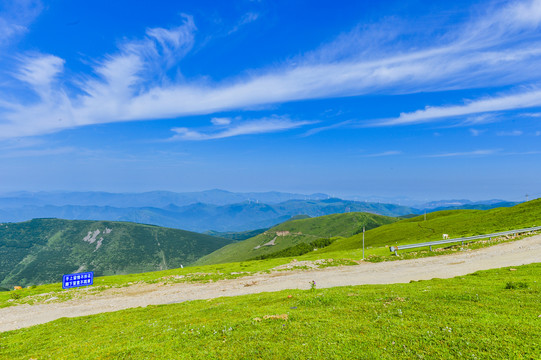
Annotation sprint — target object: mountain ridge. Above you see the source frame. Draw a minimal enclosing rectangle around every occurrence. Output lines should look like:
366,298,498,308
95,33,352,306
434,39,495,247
0,199,415,232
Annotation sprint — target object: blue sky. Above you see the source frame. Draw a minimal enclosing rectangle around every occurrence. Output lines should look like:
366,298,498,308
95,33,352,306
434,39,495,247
0,0,540,201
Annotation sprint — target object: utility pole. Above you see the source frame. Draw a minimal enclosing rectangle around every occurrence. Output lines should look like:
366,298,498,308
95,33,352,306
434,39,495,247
424,211,427,221
362,226,365,260
526,194,529,202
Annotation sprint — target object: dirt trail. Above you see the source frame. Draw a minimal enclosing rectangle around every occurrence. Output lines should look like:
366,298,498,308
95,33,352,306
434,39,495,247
2,235,541,332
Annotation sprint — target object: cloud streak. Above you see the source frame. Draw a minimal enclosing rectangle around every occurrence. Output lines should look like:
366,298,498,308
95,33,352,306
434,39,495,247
169,116,316,141
0,0,42,45
363,151,402,157
497,130,523,136
228,12,259,35
370,88,541,126
425,149,499,157
424,149,541,158
15,54,65,99
0,146,75,158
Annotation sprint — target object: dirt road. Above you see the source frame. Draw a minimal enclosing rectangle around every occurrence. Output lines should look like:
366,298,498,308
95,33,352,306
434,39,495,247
2,235,540,332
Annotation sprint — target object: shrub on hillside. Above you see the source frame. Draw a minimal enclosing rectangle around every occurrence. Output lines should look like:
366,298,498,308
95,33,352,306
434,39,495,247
252,237,336,260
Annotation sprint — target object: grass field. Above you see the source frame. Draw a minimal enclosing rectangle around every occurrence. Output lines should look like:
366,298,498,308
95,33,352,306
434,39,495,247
321,198,541,253
1,263,539,359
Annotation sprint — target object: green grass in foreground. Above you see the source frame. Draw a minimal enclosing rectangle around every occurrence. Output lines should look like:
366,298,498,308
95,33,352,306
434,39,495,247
1,263,540,359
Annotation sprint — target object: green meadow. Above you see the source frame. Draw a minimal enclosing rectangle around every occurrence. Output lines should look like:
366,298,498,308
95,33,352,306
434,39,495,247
1,263,540,359
195,212,397,265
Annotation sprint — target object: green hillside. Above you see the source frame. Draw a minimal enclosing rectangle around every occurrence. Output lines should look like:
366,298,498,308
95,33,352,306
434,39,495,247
321,198,541,253
203,228,268,241
195,212,397,265
0,218,232,288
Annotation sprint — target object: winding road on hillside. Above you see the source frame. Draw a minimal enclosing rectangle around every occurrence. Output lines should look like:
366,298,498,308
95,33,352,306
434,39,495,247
2,234,541,332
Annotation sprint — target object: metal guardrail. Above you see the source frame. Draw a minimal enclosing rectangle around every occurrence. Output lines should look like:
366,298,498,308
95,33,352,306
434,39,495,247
389,225,541,255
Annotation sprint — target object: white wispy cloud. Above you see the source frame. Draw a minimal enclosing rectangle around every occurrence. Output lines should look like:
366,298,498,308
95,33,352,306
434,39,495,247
14,53,65,98
228,12,260,35
0,0,42,45
302,120,353,137
460,113,500,125
0,15,198,138
0,146,75,158
497,130,523,136
425,149,499,157
371,88,541,126
1,1,541,138
145,14,196,66
521,112,541,117
469,129,484,136
0,17,25,43
169,116,315,141
505,150,541,155
363,151,402,157
211,117,233,125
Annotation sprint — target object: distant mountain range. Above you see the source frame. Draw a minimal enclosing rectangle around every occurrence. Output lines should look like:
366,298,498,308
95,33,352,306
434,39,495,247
0,218,233,288
420,199,518,210
0,189,329,208
0,190,519,232
0,198,415,232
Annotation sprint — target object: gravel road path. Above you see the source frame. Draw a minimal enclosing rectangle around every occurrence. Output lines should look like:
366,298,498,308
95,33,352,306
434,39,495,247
2,235,540,332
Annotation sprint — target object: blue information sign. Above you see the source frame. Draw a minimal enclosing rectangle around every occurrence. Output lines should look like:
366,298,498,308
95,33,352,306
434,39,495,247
62,271,94,289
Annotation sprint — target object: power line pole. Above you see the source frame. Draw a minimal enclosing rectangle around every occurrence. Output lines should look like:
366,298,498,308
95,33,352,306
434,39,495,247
362,226,365,260
526,194,529,202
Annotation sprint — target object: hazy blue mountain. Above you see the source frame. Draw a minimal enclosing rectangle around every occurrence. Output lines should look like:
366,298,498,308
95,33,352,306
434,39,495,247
0,199,416,232
426,201,519,212
0,190,330,208
419,199,511,209
0,190,518,232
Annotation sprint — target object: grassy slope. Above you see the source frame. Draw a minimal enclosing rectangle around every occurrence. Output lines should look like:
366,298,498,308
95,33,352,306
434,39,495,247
321,198,541,253
203,228,268,241
195,212,397,265
0,218,232,287
273,198,416,217
1,263,539,359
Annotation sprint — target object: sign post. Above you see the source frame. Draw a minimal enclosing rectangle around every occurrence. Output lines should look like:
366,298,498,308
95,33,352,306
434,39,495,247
62,271,94,289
